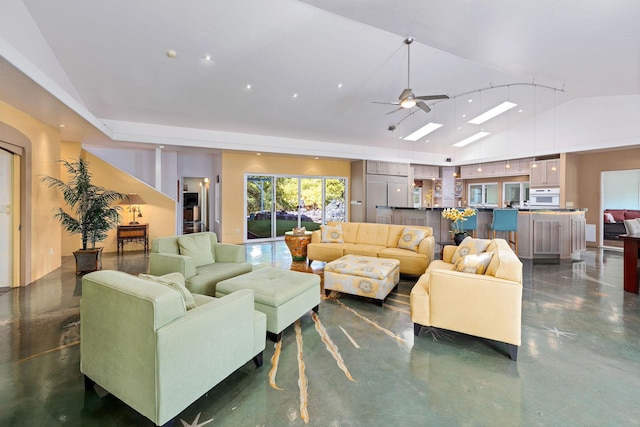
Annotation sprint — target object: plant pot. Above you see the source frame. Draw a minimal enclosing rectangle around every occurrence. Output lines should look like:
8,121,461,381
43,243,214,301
453,232,468,246
73,247,103,275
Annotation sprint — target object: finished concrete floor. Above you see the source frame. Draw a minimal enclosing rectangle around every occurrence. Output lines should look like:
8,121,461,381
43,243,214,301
1,243,639,426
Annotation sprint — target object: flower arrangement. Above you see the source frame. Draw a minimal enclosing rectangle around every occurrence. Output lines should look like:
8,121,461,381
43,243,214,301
441,207,477,234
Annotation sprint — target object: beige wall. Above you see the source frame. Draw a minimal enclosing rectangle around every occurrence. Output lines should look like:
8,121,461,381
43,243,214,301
575,147,640,246
0,99,62,284
220,152,351,244
59,143,176,256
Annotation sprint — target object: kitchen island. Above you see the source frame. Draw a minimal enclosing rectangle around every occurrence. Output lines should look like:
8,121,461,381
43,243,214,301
376,206,586,260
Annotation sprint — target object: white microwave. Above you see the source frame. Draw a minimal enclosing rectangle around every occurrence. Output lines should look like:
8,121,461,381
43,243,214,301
530,188,560,207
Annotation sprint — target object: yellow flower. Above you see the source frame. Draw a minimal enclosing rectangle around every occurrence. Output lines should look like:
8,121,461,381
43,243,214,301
442,208,477,233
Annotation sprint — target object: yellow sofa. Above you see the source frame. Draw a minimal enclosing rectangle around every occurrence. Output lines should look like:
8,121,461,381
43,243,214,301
410,238,523,360
307,222,435,275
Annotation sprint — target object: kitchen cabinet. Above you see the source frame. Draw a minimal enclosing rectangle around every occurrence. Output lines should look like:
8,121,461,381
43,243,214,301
460,164,482,178
411,164,439,179
367,160,409,176
530,159,560,187
482,161,506,177
461,158,533,178
517,211,586,259
504,158,533,176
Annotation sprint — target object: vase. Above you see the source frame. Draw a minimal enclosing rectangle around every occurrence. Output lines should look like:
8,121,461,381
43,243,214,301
453,232,468,246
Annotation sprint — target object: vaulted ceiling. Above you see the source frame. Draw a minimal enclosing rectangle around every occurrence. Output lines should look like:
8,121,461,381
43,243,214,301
1,0,638,164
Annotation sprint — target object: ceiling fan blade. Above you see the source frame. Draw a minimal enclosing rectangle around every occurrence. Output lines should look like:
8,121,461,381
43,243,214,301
416,101,431,113
372,101,401,106
415,94,450,101
398,88,412,101
386,107,404,115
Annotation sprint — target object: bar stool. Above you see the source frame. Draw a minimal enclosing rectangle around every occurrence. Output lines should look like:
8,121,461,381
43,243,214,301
458,207,478,237
489,209,518,254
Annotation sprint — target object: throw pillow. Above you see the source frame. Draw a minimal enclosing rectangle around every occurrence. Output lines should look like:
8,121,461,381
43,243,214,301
321,224,344,243
178,234,214,267
451,237,492,264
624,219,640,235
397,227,427,252
138,272,197,310
604,212,616,223
453,252,494,275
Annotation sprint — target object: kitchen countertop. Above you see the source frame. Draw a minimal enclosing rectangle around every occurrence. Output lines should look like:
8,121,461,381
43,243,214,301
377,206,587,212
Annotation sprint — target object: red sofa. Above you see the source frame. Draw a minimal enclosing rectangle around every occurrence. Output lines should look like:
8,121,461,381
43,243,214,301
603,209,640,239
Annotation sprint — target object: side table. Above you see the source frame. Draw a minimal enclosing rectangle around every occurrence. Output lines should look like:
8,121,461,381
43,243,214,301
284,231,313,261
117,224,149,254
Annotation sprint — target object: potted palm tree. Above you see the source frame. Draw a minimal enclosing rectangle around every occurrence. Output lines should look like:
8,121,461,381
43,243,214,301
42,157,126,274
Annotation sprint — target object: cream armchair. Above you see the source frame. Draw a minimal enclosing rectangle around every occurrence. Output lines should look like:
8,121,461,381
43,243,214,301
410,238,523,360
81,270,266,426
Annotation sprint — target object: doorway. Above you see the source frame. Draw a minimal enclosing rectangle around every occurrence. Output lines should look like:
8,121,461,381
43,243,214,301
601,169,640,248
182,177,210,234
0,148,14,287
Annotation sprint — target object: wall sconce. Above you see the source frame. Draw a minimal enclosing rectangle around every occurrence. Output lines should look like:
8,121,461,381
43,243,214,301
122,193,145,224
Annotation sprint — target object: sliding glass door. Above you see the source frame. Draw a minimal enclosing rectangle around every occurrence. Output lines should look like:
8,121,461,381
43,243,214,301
246,176,274,239
246,174,347,241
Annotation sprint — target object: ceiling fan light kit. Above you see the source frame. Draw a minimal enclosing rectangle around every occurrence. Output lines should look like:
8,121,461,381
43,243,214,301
373,37,449,118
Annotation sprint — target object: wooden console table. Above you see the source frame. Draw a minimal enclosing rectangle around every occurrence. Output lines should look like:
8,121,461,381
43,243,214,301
618,233,640,293
117,224,149,254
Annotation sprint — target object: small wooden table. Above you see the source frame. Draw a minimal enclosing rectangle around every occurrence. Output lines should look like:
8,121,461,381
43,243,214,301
618,233,640,293
284,231,313,261
117,224,149,254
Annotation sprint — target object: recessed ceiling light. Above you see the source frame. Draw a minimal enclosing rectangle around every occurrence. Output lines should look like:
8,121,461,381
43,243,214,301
457,126,462,130
468,101,517,124
203,54,212,61
166,50,177,58
518,109,524,113
293,93,298,98
159,145,165,149
461,114,466,118
403,122,443,141
257,153,261,156
314,157,319,160
452,131,491,147
246,84,252,89
337,83,343,88
58,124,66,128
467,99,473,103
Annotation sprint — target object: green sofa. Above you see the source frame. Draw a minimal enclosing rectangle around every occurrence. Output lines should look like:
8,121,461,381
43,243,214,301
149,232,253,295
80,270,266,426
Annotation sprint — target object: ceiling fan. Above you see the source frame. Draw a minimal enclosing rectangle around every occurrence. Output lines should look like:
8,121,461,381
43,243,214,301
373,37,449,114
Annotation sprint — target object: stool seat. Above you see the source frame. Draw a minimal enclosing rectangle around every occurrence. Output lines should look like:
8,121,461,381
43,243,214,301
489,209,519,254
458,207,478,237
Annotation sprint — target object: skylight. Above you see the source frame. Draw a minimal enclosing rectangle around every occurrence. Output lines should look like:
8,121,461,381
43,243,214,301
403,123,443,141
468,101,517,124
452,131,491,147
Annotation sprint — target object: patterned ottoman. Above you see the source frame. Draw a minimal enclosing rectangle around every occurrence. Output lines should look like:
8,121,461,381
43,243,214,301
324,255,400,305
216,267,321,342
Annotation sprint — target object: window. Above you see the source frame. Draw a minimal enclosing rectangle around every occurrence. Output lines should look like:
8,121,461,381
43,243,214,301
245,174,347,241
468,183,498,207
503,182,530,207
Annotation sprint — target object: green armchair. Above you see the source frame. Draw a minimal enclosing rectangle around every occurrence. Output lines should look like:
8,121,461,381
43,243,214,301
149,232,253,296
80,270,266,426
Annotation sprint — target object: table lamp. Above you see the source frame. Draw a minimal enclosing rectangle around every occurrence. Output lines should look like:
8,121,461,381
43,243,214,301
123,193,145,224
